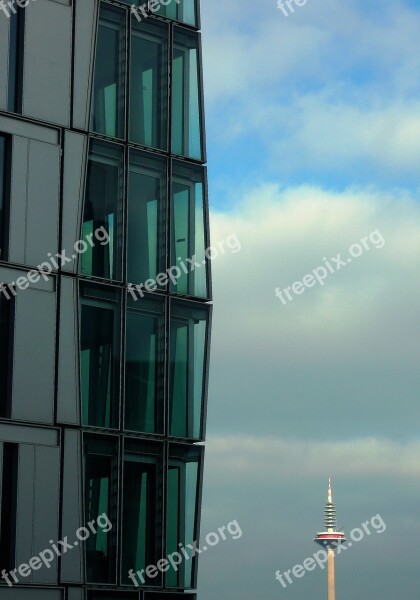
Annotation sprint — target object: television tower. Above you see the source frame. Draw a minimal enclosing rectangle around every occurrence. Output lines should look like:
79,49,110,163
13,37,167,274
314,478,346,600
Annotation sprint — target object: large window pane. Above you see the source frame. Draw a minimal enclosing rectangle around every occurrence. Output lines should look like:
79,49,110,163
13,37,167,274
80,284,121,429
130,20,168,150
171,162,209,298
84,436,118,584
81,140,124,280
169,301,210,439
125,296,165,434
0,135,10,261
172,30,203,160
127,151,166,285
121,440,163,585
166,444,202,589
91,6,126,138
0,295,13,418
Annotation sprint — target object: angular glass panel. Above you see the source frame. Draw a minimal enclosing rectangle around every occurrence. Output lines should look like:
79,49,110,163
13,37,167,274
130,20,168,150
156,0,197,26
0,295,13,418
81,140,124,281
125,296,165,434
172,30,203,160
91,6,126,138
80,284,121,429
84,436,118,584
127,151,166,286
121,440,163,585
171,161,208,298
0,135,10,261
169,301,210,439
166,444,202,588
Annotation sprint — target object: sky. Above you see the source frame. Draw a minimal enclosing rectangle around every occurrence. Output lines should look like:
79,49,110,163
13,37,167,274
197,1,420,598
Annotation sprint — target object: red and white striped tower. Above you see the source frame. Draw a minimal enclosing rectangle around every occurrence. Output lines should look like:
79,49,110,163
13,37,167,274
314,478,346,600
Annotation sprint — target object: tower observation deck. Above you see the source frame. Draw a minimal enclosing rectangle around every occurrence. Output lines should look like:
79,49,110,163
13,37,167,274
314,478,346,600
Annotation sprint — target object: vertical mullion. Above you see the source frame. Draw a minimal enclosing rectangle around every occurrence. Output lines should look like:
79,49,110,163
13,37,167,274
187,320,195,437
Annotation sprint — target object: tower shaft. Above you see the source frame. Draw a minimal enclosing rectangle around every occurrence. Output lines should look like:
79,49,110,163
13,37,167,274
327,548,335,600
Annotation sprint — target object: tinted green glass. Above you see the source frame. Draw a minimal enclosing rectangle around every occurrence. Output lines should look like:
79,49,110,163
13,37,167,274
80,284,121,429
81,141,123,280
166,445,201,588
169,302,209,439
125,297,164,433
160,0,197,26
130,21,167,150
84,436,118,584
127,151,166,285
171,162,208,297
172,30,203,160
122,442,162,585
91,6,125,138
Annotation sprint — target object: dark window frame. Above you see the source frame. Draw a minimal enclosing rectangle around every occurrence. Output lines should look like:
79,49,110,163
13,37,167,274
0,134,12,262
0,293,15,419
0,442,18,572
7,5,25,114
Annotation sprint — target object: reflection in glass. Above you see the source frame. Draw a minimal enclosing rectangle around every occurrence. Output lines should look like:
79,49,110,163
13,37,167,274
91,6,125,138
122,441,162,585
127,151,166,285
170,301,209,439
84,436,118,584
81,141,123,280
172,30,203,160
130,21,167,150
125,297,164,433
160,0,197,27
167,444,201,588
171,162,208,297
80,284,121,429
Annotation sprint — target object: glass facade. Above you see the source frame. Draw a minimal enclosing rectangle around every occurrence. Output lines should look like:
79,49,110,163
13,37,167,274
81,141,124,280
80,284,121,429
0,0,209,597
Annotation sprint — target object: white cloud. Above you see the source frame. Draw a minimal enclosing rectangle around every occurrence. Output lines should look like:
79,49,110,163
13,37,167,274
201,0,420,179
207,183,420,439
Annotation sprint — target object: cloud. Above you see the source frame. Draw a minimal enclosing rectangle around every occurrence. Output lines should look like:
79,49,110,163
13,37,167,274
207,183,420,439
201,0,420,185
205,435,420,481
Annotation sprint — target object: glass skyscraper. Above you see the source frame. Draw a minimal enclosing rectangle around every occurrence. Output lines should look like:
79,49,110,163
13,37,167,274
0,1,211,598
